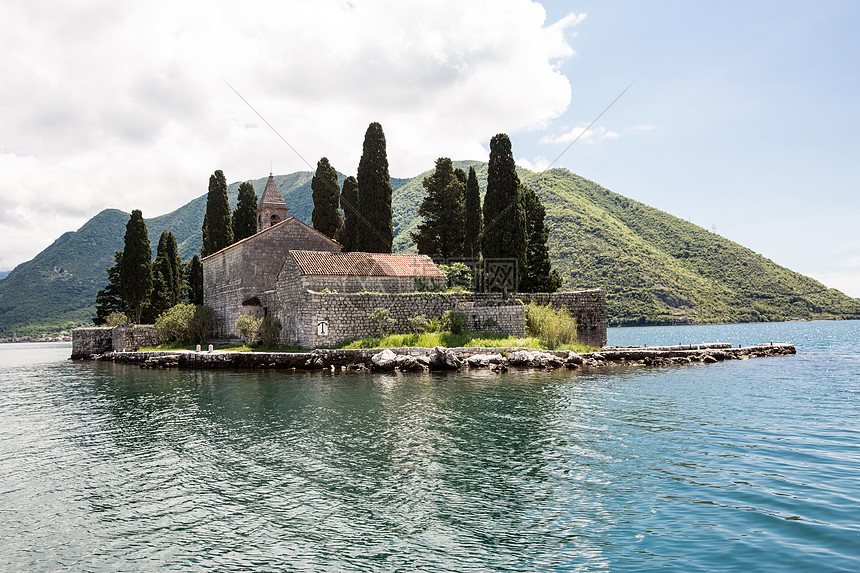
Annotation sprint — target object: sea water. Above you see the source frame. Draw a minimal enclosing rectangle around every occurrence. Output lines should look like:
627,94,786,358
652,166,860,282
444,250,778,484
1,321,858,571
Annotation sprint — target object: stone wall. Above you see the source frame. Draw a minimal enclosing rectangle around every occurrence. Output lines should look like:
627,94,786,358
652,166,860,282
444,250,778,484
71,327,113,358
298,292,526,348
203,217,339,339
517,289,607,347
112,326,163,352
72,325,162,358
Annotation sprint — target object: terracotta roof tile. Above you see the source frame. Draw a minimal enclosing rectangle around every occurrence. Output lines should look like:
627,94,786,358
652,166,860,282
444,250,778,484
290,251,444,278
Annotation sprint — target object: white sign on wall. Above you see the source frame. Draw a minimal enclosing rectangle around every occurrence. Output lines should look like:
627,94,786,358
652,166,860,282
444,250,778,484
317,320,329,336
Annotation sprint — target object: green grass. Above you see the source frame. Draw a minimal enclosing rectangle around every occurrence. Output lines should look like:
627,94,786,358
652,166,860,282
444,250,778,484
335,331,595,352
524,302,578,350
141,342,304,353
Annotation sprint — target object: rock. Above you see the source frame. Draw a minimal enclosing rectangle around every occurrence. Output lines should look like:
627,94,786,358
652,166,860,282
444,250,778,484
465,353,506,368
531,351,563,368
466,354,488,367
371,349,398,371
490,362,508,373
565,352,583,365
396,354,425,372
428,346,462,370
702,354,719,364
508,350,532,367
304,355,326,369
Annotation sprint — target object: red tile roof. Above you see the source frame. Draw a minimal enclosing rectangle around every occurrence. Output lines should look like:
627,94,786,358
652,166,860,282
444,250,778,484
290,251,444,278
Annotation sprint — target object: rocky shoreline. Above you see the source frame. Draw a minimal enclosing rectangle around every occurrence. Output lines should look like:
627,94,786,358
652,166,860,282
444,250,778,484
76,342,796,372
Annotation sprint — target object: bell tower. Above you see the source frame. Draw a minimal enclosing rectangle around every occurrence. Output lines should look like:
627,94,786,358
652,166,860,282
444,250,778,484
256,173,290,232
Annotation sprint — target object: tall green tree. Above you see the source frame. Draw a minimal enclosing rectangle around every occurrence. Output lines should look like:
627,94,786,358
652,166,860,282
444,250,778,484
483,133,526,289
119,209,153,323
232,181,258,242
338,175,359,251
202,169,233,256
147,230,183,321
412,157,466,258
311,157,343,240
93,251,125,325
519,185,562,293
188,255,204,305
356,122,393,253
464,165,482,259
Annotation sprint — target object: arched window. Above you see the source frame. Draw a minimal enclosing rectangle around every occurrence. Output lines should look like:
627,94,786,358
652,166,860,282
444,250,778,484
270,214,280,226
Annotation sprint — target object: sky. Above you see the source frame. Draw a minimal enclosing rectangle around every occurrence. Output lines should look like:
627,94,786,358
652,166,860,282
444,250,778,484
1,0,858,297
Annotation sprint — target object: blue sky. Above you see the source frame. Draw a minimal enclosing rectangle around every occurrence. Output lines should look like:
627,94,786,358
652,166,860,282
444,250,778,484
518,0,860,296
1,0,858,297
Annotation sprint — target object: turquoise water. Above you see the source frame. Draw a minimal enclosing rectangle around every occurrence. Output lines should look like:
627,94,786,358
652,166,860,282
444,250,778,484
1,321,859,571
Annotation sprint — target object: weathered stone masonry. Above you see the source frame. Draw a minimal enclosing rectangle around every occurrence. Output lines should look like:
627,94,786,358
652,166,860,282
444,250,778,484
278,288,607,349
72,325,162,358
203,217,340,338
517,289,607,347
300,292,526,348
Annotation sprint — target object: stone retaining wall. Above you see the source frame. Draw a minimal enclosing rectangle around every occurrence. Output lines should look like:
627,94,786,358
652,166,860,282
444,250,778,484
72,325,162,358
300,292,526,348
71,327,113,359
517,289,607,347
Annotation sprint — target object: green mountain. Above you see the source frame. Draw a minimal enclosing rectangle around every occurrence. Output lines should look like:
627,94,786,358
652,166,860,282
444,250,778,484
1,165,858,336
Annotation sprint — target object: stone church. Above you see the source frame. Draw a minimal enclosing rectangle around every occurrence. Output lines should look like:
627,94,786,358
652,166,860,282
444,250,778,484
202,174,446,345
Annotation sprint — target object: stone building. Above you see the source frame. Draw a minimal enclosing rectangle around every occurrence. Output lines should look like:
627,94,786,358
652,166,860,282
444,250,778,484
203,175,448,344
203,173,608,348
202,174,341,338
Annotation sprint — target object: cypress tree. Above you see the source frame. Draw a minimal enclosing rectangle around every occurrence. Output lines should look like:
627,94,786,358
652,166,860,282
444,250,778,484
483,134,526,290
454,167,467,187
93,251,125,325
202,169,233,256
147,232,174,321
164,231,182,304
188,255,203,305
338,175,359,251
119,209,153,323
232,181,258,242
464,165,483,260
520,186,562,292
356,122,393,253
147,230,183,321
412,157,466,258
311,157,343,240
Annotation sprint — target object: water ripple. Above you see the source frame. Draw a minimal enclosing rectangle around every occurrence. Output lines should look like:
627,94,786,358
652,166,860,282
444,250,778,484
2,328,860,571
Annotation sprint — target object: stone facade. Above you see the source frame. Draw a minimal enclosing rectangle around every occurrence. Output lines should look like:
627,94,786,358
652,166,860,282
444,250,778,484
299,292,525,348
202,217,340,338
72,325,162,358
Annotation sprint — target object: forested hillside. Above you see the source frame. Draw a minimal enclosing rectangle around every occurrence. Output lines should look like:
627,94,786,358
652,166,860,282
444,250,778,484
2,164,858,336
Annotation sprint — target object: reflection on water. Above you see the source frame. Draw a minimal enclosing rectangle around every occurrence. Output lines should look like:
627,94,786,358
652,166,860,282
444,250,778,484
1,323,860,571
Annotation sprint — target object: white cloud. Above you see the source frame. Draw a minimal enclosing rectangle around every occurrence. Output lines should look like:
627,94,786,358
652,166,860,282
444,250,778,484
0,0,585,270
540,125,619,145
516,156,551,172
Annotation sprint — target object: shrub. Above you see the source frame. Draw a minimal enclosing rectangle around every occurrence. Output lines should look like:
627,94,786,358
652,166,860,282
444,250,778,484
235,313,262,345
426,316,441,333
413,277,444,292
258,315,282,348
407,314,430,334
105,312,130,327
524,302,577,350
155,303,216,344
369,307,396,337
438,262,473,290
442,309,468,335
